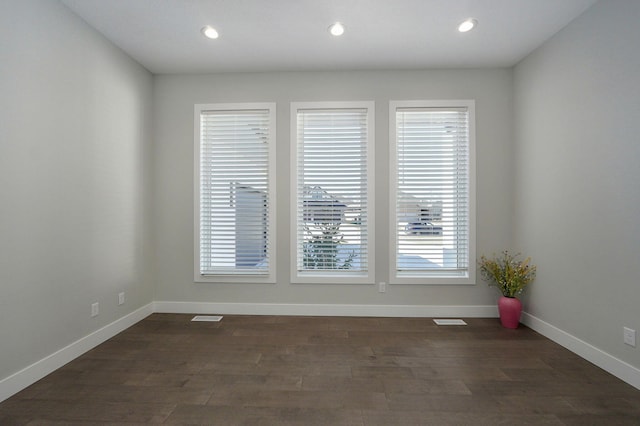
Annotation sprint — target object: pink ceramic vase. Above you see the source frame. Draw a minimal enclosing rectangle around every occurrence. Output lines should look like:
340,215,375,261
498,296,522,329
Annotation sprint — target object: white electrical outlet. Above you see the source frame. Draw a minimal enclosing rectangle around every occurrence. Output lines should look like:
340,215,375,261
91,302,99,317
379,282,386,293
118,292,125,305
623,327,636,347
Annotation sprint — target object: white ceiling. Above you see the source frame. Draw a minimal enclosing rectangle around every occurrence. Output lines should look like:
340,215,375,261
61,0,598,74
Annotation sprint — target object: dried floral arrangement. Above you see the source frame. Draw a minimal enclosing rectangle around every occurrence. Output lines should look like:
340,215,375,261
479,251,537,298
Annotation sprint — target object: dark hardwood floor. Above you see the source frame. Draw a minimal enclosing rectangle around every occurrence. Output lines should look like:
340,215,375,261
1,314,639,425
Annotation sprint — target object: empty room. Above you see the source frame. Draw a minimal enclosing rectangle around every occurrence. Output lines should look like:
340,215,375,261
1,0,639,424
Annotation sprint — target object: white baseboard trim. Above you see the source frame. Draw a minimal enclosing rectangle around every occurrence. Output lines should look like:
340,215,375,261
0,303,154,403
521,312,640,390
153,301,499,318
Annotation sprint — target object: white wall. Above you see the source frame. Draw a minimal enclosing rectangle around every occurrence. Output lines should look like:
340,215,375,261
0,0,154,382
514,0,640,369
153,69,513,309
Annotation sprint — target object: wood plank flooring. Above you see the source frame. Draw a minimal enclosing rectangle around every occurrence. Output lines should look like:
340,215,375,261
1,314,639,425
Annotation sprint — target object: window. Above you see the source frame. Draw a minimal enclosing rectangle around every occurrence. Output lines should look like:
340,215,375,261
291,102,375,283
195,103,276,282
390,100,475,284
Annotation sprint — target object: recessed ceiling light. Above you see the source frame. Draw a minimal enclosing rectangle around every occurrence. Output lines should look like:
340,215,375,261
328,22,345,37
458,18,477,33
201,25,219,39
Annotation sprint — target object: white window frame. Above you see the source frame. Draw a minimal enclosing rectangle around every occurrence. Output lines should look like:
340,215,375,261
194,103,277,283
290,101,375,284
389,100,476,285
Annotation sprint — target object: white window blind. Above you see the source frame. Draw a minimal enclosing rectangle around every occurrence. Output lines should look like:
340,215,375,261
196,104,275,281
391,101,474,282
292,103,374,282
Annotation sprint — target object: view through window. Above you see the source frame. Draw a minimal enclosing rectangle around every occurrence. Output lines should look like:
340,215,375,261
195,103,276,282
291,102,374,283
391,100,475,283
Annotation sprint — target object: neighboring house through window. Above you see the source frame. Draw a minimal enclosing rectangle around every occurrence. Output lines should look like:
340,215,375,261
194,103,276,283
390,100,475,284
291,102,375,284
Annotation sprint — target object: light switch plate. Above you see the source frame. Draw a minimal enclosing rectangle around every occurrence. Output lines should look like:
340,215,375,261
91,302,99,317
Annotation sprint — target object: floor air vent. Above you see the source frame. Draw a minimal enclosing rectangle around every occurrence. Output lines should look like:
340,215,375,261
191,315,223,322
433,319,467,326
